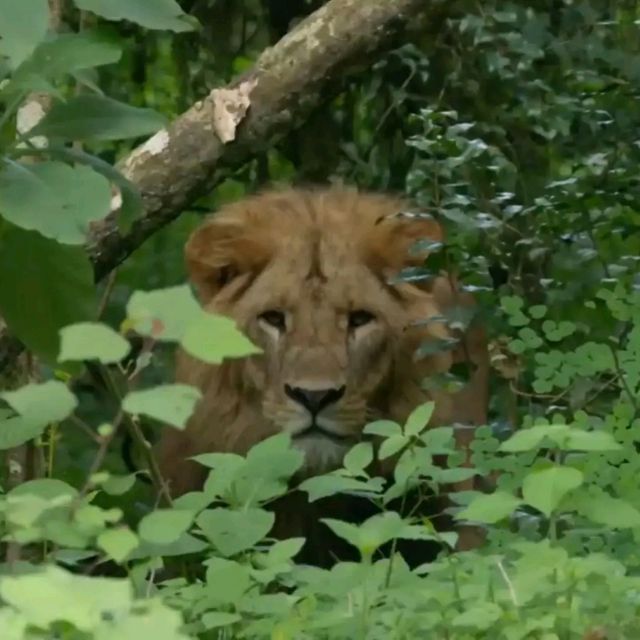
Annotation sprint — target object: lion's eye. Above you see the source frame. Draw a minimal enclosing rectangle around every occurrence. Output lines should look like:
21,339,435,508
348,309,376,329
259,310,286,331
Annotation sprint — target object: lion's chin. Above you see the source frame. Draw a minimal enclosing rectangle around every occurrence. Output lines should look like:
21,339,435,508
292,433,352,476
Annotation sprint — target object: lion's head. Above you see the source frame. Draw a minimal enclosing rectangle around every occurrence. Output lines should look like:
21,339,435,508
157,187,488,495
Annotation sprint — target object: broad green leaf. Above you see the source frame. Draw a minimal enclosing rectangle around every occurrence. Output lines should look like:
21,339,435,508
192,451,245,469
343,442,373,475
404,402,435,436
2,380,77,424
320,519,362,553
94,598,188,640
197,508,274,556
9,478,77,500
322,512,407,557
379,434,408,460
578,491,640,529
452,602,502,630
499,424,570,452
122,384,201,429
522,466,583,517
59,322,130,364
126,285,201,341
264,538,306,566
0,414,50,449
0,161,111,244
202,612,242,629
129,532,207,559
181,312,260,363
7,32,121,93
46,143,143,233
138,509,196,545
433,467,477,484
564,429,622,452
226,434,304,505
456,491,522,524
300,475,384,502
363,419,402,437
0,608,26,639
73,0,197,32
98,527,139,562
0,227,95,363
0,0,48,68
0,565,131,631
29,95,167,141
101,473,137,496
420,426,455,453
204,558,251,605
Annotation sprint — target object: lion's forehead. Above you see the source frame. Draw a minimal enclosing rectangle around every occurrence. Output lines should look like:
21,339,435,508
260,256,386,311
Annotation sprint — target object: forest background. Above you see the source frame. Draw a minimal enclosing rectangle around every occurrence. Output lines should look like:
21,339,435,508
1,0,640,638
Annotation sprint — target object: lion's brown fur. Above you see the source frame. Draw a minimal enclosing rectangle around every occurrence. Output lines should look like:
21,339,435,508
155,186,489,561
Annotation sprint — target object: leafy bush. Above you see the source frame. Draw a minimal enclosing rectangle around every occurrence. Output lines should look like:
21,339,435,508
3,0,640,638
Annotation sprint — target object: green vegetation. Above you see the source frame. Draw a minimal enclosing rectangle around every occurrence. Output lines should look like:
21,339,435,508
2,0,640,637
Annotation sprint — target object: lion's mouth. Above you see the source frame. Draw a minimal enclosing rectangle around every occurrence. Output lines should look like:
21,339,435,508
292,423,354,444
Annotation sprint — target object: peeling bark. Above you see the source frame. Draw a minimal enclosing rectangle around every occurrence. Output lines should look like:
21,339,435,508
0,0,427,370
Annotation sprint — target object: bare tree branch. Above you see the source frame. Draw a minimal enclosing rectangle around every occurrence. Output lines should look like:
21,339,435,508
0,0,427,368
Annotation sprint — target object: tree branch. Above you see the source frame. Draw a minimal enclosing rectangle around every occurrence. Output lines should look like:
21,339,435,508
0,0,427,367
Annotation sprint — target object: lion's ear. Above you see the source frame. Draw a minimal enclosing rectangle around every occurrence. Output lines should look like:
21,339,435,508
185,217,272,302
363,211,444,278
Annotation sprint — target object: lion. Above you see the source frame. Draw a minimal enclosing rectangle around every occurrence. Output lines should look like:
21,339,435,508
155,186,489,563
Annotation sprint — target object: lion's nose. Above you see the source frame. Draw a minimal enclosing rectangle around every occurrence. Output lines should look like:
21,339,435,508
284,384,346,414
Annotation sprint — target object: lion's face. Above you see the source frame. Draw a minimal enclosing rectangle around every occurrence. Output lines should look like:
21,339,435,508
181,188,457,475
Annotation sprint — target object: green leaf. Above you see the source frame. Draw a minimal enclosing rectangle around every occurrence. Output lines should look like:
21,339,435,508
529,304,548,319
322,512,407,557
0,226,95,363
578,491,640,529
564,429,622,452
95,598,187,639
379,434,408,459
201,612,242,630
343,442,373,475
7,32,121,93
0,565,131,631
126,285,201,341
101,473,137,496
499,424,570,452
452,603,502,630
3,380,77,424
129,532,207,559
29,95,167,141
73,0,197,32
59,322,130,364
0,414,50,450
0,0,49,68
122,384,201,430
138,509,196,545
363,419,402,437
0,161,111,244
9,477,77,500
300,475,383,502
404,402,435,436
204,558,251,605
97,527,139,562
197,508,274,556
181,312,261,364
522,466,583,517
45,143,143,233
420,426,455,453
456,491,522,524
265,538,306,566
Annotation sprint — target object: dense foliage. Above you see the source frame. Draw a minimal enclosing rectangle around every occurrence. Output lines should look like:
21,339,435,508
2,0,640,638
